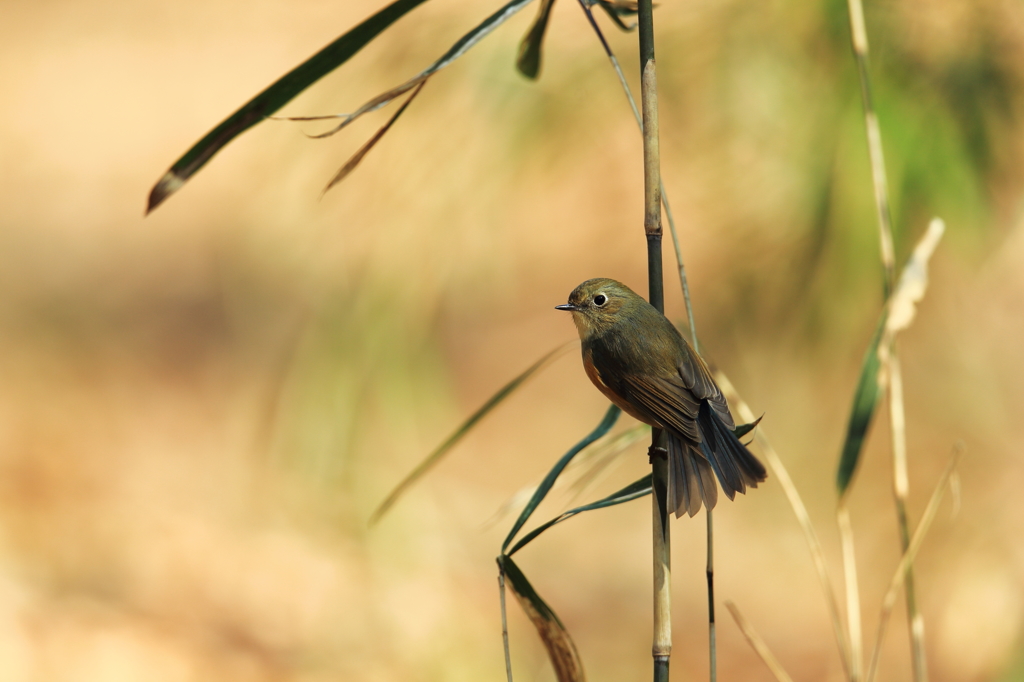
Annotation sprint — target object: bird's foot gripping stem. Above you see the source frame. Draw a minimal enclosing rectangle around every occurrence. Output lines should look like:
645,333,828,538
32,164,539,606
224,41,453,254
648,444,668,464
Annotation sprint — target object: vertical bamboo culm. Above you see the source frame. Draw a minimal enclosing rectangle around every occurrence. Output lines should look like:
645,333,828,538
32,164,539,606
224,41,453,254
636,2,670,681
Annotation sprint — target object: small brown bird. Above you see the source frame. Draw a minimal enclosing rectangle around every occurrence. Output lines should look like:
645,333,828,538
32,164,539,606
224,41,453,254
556,278,766,517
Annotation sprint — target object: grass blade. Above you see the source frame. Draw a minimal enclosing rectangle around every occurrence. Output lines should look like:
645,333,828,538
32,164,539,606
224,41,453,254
836,317,886,496
498,555,585,682
369,343,569,525
507,474,651,556
501,405,620,552
320,81,425,196
516,0,556,79
146,0,434,213
724,601,795,682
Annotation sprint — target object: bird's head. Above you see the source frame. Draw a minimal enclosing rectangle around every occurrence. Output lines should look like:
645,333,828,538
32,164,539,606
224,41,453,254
555,278,642,339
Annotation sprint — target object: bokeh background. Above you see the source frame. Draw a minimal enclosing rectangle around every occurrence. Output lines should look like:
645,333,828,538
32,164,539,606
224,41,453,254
1,0,1023,680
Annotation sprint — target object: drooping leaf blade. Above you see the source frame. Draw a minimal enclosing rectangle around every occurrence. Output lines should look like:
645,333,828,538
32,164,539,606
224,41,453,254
146,0,434,214
501,404,620,552
369,343,570,525
507,473,651,556
498,555,585,682
516,0,556,79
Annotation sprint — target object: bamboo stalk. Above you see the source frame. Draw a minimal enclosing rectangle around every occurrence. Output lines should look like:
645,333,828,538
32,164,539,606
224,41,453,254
843,0,927,675
636,2,670,680
652,438,672,682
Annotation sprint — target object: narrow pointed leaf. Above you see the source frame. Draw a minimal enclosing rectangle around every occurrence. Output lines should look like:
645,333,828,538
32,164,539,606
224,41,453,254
369,343,569,525
836,316,886,496
498,555,585,682
507,473,651,556
501,405,620,552
733,416,762,440
321,81,426,195
146,0,434,214
516,0,556,79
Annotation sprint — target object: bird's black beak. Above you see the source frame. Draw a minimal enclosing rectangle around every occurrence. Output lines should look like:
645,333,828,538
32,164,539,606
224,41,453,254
555,303,578,312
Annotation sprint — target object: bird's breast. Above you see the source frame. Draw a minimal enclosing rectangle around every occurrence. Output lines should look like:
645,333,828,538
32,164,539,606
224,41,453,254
582,346,657,427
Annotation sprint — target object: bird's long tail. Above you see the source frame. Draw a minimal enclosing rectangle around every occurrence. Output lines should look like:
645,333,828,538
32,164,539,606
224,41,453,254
667,401,767,518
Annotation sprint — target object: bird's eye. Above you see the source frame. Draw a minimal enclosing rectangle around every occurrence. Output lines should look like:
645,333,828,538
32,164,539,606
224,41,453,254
593,294,608,307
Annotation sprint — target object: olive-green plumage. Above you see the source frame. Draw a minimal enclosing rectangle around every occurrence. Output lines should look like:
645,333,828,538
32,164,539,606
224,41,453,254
556,278,766,517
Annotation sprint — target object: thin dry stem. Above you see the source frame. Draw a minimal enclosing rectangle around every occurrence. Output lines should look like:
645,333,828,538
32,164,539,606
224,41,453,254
725,601,795,682
499,570,514,682
838,503,863,682
715,371,853,679
887,353,927,680
866,446,963,682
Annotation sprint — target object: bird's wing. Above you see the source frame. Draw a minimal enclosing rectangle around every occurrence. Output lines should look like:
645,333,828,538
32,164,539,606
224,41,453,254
619,373,702,442
676,345,735,429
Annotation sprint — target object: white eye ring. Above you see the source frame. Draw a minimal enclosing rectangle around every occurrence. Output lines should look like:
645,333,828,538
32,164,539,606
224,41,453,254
593,293,608,307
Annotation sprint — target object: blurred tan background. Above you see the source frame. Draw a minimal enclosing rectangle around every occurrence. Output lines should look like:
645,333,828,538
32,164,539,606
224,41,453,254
1,0,1023,680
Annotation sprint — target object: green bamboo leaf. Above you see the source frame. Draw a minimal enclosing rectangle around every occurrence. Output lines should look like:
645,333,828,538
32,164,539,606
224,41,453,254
501,404,620,553
836,317,886,496
498,555,585,682
515,0,556,79
146,0,434,214
507,473,651,556
369,343,570,525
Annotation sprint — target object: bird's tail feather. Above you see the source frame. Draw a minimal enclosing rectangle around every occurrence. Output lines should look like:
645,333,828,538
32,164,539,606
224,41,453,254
667,402,767,517
668,436,717,518
697,401,767,499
